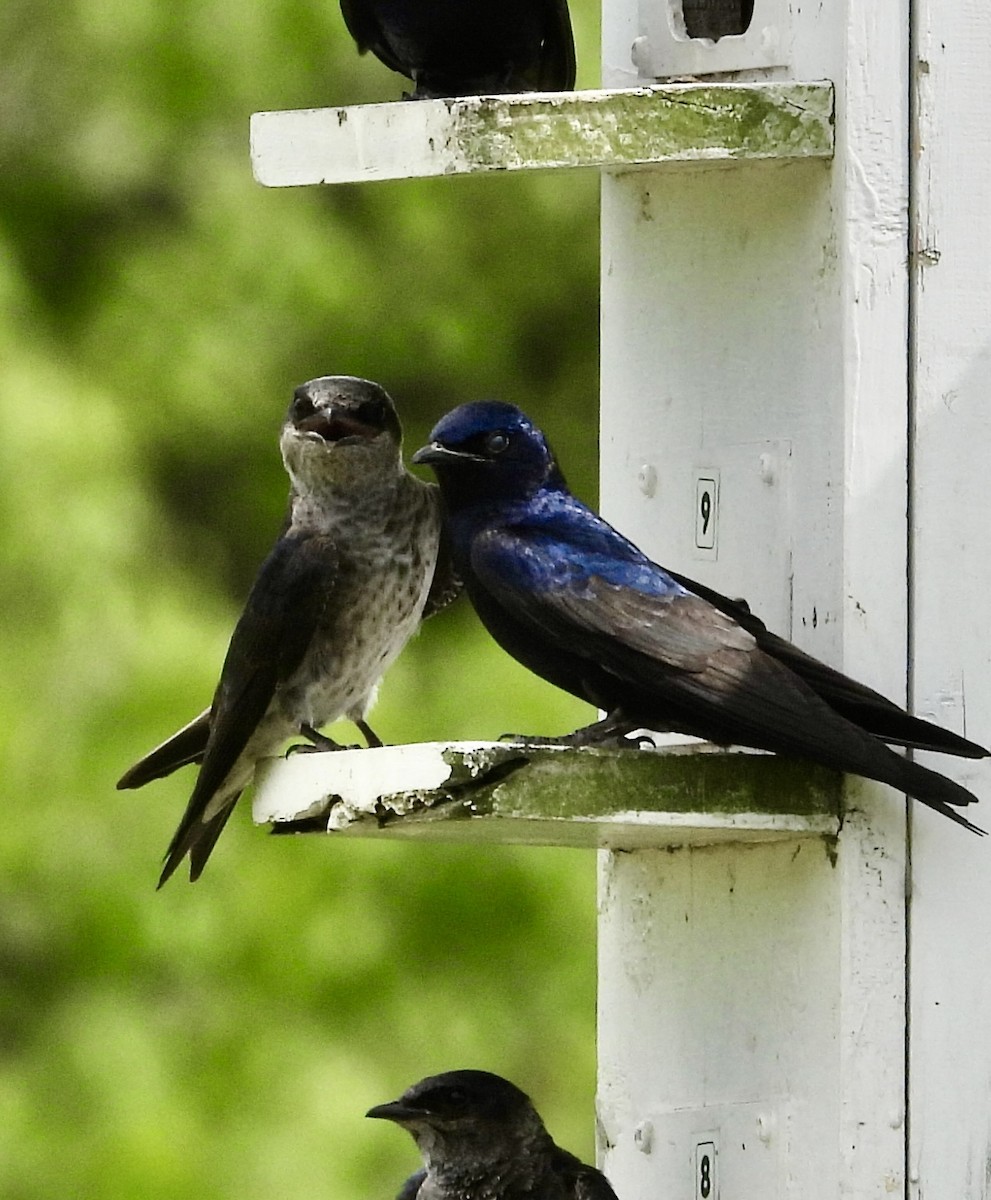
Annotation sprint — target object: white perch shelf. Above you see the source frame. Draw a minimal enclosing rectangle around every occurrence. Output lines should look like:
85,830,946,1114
250,82,834,187
252,741,841,849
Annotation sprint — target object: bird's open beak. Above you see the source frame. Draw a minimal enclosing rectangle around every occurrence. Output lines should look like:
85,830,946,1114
296,406,379,443
366,1100,421,1122
412,442,485,466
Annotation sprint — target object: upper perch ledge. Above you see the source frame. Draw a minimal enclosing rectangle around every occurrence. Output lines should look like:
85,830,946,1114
249,81,834,188
251,740,841,850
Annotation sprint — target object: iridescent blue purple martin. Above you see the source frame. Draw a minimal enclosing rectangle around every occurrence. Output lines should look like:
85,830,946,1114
414,400,987,833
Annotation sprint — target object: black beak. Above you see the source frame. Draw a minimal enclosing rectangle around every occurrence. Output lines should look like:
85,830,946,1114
412,442,485,466
366,1100,421,1122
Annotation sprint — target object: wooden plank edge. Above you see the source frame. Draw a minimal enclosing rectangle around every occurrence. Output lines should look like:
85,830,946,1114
250,81,835,187
251,740,842,848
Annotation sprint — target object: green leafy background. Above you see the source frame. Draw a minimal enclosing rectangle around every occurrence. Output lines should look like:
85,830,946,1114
0,1,603,1195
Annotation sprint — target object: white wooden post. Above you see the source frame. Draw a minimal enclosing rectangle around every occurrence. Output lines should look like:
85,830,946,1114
247,2,990,1195
599,2,989,1199
907,5,991,1195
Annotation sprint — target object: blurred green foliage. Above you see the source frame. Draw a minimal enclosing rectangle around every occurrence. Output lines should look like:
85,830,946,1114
0,0,604,1196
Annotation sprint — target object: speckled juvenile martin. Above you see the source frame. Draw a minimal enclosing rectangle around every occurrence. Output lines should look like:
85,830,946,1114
117,376,459,885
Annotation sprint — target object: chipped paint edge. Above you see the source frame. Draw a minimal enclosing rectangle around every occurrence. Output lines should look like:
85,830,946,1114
252,740,842,848
250,81,835,187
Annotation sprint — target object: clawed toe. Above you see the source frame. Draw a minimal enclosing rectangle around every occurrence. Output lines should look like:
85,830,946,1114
286,739,360,756
498,731,573,746
498,713,655,750
604,731,656,750
288,724,361,755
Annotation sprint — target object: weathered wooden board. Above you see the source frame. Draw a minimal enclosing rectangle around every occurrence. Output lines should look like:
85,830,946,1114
252,741,841,849
250,83,833,187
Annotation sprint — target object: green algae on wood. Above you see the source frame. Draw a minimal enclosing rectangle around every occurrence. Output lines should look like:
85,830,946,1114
452,83,835,172
252,741,842,849
250,82,834,188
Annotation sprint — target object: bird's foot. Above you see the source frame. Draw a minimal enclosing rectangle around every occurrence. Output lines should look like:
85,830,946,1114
499,732,565,745
500,716,656,750
354,718,384,749
605,731,657,750
404,75,433,101
499,732,655,750
287,724,360,755
287,741,359,756
287,744,360,756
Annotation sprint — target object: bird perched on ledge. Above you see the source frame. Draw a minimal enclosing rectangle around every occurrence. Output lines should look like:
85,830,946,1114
340,0,577,99
413,400,987,833
118,376,459,885
368,1070,618,1200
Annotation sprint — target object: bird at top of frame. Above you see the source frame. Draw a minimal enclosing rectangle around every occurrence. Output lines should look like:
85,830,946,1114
339,0,577,99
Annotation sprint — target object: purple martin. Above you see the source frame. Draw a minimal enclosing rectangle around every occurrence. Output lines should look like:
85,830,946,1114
340,0,577,99
367,1070,619,1200
412,401,988,833
118,376,459,885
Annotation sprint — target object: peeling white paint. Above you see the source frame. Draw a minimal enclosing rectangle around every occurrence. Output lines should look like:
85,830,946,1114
252,741,840,849
253,742,473,823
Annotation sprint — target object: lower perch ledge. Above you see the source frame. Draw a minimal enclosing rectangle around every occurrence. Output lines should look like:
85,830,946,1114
251,741,841,849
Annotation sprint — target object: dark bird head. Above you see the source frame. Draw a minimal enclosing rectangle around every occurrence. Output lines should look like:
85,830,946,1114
413,401,567,510
280,376,404,492
366,1069,552,1171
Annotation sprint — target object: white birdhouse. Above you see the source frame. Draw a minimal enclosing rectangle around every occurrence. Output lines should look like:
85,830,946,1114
250,0,991,1194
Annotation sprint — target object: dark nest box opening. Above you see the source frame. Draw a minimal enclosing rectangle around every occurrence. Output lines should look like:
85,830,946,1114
681,0,755,40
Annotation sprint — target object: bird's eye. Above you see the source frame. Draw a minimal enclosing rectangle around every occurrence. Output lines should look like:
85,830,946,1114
292,393,317,420
445,1088,468,1107
355,401,383,428
485,432,510,455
